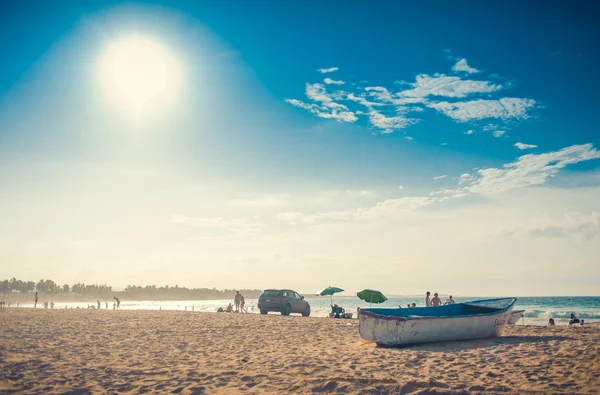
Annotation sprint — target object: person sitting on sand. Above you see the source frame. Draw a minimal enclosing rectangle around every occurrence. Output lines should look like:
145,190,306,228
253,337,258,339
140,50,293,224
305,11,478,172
407,304,411,308
569,313,584,325
425,291,431,307
226,303,233,313
411,303,416,308
431,293,442,306
548,318,555,326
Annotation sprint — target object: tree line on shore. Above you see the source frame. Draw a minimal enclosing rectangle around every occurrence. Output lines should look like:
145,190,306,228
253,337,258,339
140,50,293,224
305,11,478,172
1,277,263,301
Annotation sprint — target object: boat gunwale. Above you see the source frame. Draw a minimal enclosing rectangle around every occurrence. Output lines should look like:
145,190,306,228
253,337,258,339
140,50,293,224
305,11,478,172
359,297,517,322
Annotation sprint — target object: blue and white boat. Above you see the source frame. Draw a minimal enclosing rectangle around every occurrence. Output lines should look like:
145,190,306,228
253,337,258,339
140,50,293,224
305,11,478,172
358,298,517,346
508,309,525,324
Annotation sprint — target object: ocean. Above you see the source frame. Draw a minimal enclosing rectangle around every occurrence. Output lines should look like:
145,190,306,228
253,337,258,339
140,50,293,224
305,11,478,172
15,295,600,325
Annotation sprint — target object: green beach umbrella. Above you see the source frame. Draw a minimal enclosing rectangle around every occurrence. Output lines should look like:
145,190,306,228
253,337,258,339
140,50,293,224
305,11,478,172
316,286,344,304
357,289,387,307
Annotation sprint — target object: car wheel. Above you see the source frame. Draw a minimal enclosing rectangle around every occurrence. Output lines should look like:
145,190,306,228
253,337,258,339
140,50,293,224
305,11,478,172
260,310,268,315
302,305,310,317
281,303,291,316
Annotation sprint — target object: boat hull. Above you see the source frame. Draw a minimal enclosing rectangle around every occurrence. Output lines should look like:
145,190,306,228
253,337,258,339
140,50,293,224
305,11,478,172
358,298,516,346
508,309,525,324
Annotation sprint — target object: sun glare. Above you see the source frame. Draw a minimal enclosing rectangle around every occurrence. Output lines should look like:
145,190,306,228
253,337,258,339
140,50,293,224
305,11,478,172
99,35,180,115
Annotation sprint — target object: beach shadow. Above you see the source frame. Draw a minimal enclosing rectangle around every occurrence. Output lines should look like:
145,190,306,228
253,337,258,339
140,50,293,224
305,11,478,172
378,335,573,351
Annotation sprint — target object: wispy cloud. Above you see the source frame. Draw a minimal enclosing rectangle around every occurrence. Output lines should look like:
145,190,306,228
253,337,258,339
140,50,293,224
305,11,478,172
287,53,537,134
493,130,506,138
529,212,600,240
398,185,405,190
462,144,600,195
317,67,338,74
368,110,417,133
428,98,536,122
399,74,500,98
285,83,358,123
276,144,600,224
452,58,479,74
433,175,448,180
515,142,538,150
324,78,345,85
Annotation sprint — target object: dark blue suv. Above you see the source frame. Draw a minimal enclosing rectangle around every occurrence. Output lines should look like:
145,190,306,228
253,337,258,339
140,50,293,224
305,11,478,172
258,289,310,316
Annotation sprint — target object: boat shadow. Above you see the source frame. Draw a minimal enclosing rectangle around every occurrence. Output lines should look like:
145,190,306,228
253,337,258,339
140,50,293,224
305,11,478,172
379,335,573,351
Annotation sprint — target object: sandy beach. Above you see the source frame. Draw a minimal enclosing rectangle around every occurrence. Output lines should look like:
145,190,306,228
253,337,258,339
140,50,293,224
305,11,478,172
1,309,598,394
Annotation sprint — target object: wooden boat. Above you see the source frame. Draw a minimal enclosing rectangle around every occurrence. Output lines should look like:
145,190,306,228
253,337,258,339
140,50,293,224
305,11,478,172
507,309,525,324
358,298,516,346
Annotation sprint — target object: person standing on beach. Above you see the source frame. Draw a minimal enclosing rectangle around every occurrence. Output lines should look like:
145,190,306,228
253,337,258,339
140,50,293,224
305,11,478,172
113,297,120,309
431,293,442,306
97,301,101,310
425,291,431,307
234,291,241,312
34,292,38,308
240,294,246,313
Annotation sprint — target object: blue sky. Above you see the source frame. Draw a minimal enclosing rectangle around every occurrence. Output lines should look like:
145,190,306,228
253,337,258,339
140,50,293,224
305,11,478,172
1,1,599,295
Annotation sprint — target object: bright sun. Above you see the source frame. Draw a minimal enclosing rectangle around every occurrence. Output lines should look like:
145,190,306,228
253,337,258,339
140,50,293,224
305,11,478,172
99,35,180,114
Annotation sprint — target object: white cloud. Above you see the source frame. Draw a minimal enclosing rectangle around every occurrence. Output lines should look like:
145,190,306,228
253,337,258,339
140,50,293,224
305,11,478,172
317,67,338,74
345,189,375,196
368,110,416,134
286,83,358,123
465,130,475,135
404,136,414,141
529,212,600,240
459,173,474,185
433,175,448,180
452,58,479,74
462,144,600,195
364,86,426,106
398,185,404,190
344,92,383,108
515,142,538,150
440,142,448,146
398,74,501,99
276,144,600,225
324,78,345,85
428,98,536,122
493,130,506,138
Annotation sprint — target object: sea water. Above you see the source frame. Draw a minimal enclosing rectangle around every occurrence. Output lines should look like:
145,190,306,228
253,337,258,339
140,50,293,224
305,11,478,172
17,295,600,325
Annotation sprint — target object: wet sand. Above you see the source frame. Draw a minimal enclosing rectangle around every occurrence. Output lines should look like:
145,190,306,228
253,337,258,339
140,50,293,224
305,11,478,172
1,309,598,394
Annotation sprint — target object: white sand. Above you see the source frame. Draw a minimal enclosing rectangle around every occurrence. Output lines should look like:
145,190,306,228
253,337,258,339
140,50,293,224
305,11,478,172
1,309,598,394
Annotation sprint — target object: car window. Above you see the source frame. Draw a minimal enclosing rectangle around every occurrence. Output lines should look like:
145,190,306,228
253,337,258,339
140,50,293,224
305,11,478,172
263,290,280,297
294,292,302,299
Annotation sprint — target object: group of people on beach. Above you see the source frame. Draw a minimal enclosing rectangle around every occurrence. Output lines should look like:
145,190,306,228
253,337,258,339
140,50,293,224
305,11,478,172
398,292,455,308
425,291,455,307
219,291,248,313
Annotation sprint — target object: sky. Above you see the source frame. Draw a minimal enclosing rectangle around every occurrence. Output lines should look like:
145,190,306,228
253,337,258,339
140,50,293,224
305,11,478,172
1,0,599,296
